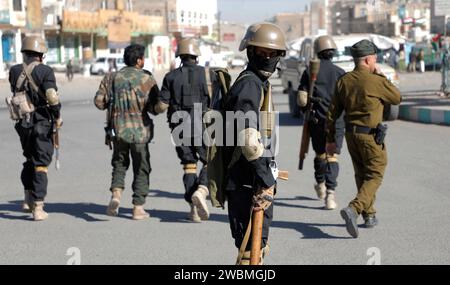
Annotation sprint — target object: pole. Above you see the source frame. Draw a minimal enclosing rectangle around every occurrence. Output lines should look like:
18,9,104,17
250,210,264,265
217,11,221,53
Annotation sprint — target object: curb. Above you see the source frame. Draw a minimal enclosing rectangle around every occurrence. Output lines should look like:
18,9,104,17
399,104,450,126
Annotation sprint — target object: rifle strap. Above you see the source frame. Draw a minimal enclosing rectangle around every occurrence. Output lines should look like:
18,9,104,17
236,207,254,265
22,62,45,99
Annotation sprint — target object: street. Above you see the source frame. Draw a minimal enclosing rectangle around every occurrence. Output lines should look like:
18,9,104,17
0,70,449,265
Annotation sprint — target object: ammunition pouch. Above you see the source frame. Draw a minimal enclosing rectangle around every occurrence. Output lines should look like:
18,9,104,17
5,91,35,121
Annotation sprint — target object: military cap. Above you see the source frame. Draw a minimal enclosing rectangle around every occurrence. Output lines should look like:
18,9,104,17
350,39,378,58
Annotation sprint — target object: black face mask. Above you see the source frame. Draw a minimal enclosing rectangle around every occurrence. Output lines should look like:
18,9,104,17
251,55,280,75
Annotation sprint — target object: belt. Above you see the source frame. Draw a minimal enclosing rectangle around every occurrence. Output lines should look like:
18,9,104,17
346,123,376,134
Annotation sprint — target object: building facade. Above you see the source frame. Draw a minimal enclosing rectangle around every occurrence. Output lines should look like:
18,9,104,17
0,0,27,78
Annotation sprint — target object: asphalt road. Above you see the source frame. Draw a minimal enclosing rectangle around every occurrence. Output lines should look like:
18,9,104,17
0,70,449,265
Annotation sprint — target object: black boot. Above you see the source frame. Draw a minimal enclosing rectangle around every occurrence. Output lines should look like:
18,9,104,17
340,207,359,238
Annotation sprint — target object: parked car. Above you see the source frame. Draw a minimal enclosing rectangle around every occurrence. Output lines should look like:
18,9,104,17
230,56,247,69
90,55,122,75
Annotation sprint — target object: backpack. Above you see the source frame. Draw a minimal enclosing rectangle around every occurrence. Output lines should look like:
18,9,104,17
206,68,254,209
5,62,42,122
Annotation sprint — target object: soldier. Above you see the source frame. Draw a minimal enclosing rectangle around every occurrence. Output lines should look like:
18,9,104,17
223,23,286,264
94,44,160,220
153,38,211,222
297,35,346,209
326,40,401,238
8,36,62,221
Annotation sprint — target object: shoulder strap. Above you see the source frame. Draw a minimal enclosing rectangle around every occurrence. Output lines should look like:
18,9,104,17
22,62,44,98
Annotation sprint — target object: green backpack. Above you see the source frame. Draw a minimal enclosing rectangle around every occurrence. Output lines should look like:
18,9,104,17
206,68,253,209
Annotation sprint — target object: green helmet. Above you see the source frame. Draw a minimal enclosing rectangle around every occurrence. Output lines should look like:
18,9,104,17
21,36,48,54
176,38,200,58
239,22,286,56
314,35,337,54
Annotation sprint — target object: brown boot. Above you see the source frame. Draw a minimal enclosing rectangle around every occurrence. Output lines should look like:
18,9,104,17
314,182,326,200
191,185,209,220
325,190,337,210
238,251,251,265
33,201,49,221
132,205,150,220
188,203,201,223
106,188,123,216
22,190,34,213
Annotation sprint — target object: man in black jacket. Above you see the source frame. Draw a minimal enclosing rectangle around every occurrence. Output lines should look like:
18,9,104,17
155,38,211,223
297,35,346,210
8,36,62,221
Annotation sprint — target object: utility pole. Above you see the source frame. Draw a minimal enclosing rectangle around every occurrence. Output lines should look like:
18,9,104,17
217,11,221,53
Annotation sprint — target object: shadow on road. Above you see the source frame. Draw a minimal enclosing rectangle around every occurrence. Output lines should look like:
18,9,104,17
272,220,351,240
0,198,351,239
0,201,109,222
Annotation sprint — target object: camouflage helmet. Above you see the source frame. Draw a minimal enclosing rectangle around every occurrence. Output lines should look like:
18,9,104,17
21,36,48,54
314,35,337,54
239,23,286,55
176,38,200,57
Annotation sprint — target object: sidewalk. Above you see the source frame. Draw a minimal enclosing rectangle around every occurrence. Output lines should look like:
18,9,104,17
399,91,450,126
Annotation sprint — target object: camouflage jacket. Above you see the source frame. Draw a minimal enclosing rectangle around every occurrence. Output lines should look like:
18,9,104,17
94,66,160,144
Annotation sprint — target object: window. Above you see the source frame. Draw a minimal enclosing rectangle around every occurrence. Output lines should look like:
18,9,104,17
194,12,196,18
170,10,175,21
13,0,22,11
188,11,191,18
154,9,162,17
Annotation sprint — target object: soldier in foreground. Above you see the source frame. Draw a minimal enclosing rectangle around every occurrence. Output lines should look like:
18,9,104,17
297,35,345,209
223,23,286,264
154,38,211,223
7,36,62,221
326,40,401,238
94,44,160,220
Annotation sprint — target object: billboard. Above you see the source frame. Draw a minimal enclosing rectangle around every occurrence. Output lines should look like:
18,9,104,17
434,0,450,17
108,17,131,49
26,0,43,30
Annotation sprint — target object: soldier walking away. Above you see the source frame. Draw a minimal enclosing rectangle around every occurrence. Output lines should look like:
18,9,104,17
153,38,211,223
326,40,401,238
418,48,425,73
222,23,286,264
66,59,74,81
440,45,449,97
408,50,417,72
94,44,160,220
7,36,62,221
297,35,345,210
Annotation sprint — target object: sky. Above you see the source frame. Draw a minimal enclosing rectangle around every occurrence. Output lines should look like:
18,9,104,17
218,0,311,24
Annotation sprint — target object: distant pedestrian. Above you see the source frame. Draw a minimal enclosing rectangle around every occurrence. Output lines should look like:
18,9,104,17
408,50,417,72
418,49,425,73
66,59,74,81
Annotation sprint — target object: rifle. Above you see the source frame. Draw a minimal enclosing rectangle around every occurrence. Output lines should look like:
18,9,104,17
249,83,289,265
53,128,60,170
298,59,321,170
104,73,116,150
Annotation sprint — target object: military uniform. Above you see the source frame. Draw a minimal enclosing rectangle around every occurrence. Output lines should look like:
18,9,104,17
10,62,60,201
223,68,275,250
327,40,401,237
221,23,286,265
8,36,61,220
156,38,211,222
299,52,345,205
95,66,160,208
